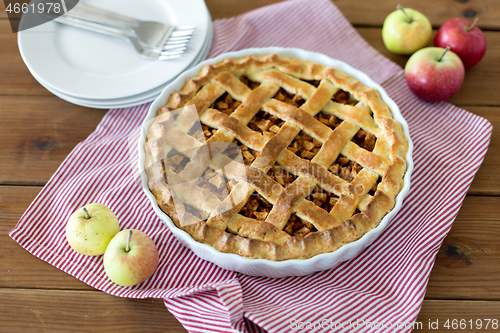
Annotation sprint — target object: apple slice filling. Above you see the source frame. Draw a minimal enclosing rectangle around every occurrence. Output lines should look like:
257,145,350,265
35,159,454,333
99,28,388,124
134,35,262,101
171,77,376,238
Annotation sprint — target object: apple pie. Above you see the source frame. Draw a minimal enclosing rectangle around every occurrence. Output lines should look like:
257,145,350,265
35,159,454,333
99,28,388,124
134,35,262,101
144,54,408,260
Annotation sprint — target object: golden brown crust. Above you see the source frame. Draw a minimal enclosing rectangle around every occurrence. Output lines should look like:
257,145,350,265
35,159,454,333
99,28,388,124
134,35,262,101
145,54,408,260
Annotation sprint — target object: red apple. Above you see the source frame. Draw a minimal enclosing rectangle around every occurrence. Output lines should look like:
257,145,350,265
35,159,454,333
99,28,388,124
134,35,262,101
405,47,465,102
434,18,487,69
103,229,159,286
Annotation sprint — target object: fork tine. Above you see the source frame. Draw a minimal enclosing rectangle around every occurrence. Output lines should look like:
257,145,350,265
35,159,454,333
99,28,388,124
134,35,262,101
171,30,195,37
161,46,186,52
161,43,187,49
167,36,191,42
162,43,188,50
169,34,192,39
159,26,194,53
175,25,196,31
165,39,191,46
173,28,196,33
162,44,188,52
161,48,186,56
161,46,187,53
159,54,182,61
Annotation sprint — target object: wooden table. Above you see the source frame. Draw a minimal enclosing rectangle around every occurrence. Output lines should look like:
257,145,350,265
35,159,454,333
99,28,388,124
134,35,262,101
1,1,499,331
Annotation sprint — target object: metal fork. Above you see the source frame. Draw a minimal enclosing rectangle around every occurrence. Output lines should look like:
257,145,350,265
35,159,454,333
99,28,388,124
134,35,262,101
57,0,196,52
51,15,186,61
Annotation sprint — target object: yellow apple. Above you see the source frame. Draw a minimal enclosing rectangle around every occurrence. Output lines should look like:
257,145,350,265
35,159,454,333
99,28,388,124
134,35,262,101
382,6,432,55
66,203,120,255
103,229,159,286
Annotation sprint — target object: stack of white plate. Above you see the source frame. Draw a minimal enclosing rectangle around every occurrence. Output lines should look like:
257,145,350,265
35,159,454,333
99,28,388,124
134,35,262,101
18,0,213,109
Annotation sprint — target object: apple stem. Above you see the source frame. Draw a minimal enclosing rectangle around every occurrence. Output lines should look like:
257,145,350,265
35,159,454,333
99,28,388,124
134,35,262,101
125,230,132,253
82,207,90,219
466,18,479,32
397,4,412,23
438,46,451,62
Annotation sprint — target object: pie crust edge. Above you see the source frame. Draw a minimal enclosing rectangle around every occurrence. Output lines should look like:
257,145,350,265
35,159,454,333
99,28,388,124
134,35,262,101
144,54,409,261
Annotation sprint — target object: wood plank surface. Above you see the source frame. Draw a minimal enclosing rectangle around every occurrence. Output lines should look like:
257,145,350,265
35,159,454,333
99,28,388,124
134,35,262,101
426,196,500,300
336,0,500,30
1,0,499,331
0,96,107,185
1,97,497,193
0,289,186,332
466,107,500,196
3,21,500,106
416,300,500,332
0,21,51,96
205,0,500,30
2,186,500,300
0,186,93,290
1,287,499,333
2,0,500,30
356,28,500,106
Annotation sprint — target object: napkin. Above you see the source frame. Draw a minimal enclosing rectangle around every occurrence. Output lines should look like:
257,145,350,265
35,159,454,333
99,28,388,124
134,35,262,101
10,0,492,332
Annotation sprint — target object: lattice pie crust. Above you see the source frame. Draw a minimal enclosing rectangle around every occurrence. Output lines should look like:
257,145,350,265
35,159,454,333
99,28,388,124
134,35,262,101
144,54,408,260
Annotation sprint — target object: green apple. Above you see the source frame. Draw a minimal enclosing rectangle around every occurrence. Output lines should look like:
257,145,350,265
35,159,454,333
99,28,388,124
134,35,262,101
66,203,120,255
382,5,432,55
103,229,159,287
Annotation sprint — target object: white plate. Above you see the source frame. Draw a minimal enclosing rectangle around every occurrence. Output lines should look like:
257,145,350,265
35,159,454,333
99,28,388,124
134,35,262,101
36,20,214,109
42,83,155,109
18,0,210,100
138,47,414,278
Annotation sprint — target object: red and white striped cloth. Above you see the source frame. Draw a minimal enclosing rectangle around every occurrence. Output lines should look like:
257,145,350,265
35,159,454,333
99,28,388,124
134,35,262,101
11,0,492,332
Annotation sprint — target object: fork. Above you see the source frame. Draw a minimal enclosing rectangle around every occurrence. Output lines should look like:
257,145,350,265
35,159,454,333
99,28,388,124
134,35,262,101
56,0,196,52
51,14,187,61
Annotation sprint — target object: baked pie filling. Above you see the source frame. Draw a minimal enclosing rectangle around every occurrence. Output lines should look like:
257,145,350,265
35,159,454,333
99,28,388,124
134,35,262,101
144,54,408,260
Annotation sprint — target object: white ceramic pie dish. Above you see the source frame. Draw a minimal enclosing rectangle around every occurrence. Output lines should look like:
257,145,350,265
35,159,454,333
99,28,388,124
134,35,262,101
138,47,414,278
